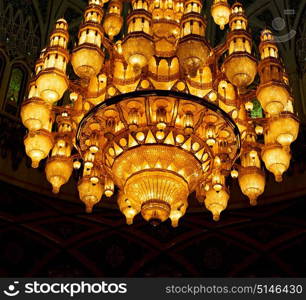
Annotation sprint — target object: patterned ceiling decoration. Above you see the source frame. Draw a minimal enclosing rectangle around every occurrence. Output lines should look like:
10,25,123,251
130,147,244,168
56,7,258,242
0,0,40,64
0,179,306,277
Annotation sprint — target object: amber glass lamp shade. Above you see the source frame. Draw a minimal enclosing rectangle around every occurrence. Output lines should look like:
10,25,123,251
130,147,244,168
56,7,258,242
45,157,73,194
204,188,229,221
262,144,291,182
36,71,69,104
257,83,289,115
223,55,257,88
268,113,299,146
24,130,53,168
78,177,104,213
21,99,52,131
238,166,266,206
211,0,231,30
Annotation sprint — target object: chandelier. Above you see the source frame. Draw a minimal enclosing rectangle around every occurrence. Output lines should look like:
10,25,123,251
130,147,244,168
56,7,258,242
21,0,299,227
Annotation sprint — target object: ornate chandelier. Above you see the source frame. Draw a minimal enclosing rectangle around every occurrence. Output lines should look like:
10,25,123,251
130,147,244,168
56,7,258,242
21,0,299,227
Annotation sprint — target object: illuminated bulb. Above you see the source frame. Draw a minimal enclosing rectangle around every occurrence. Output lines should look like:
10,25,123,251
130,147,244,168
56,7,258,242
255,125,264,135
156,130,165,140
213,183,223,192
90,145,99,153
231,169,239,178
85,161,94,169
206,124,217,147
205,188,229,221
105,177,115,197
73,160,81,169
219,80,228,89
118,192,139,225
208,91,217,102
212,170,224,192
116,41,123,55
245,101,254,111
70,92,78,102
90,176,100,184
57,139,66,148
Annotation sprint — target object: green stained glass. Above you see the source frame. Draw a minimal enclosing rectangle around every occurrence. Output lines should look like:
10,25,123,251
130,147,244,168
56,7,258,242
250,99,263,119
6,68,24,104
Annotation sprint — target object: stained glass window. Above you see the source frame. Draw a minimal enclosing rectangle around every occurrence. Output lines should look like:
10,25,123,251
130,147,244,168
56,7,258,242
5,66,27,116
6,68,24,103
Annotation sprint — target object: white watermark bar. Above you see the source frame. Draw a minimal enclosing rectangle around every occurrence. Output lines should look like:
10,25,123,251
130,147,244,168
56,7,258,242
0,278,305,299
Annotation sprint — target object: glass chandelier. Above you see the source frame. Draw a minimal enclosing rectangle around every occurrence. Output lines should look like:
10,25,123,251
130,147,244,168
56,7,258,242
21,0,299,227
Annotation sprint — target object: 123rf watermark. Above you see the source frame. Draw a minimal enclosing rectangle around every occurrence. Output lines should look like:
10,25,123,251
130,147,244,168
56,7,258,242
165,284,303,296
270,9,296,43
2,281,127,297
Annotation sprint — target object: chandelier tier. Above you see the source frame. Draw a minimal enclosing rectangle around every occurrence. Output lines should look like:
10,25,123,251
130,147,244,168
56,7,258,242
21,0,299,227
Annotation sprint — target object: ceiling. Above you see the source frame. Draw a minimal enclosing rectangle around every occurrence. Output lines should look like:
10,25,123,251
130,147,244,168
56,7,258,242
1,179,306,277
0,0,306,277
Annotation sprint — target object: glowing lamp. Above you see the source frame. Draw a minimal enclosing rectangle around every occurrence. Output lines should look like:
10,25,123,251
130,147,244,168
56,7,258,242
78,177,104,213
205,188,229,221
262,144,291,182
238,166,266,206
36,71,69,104
122,36,154,70
268,113,299,146
223,54,257,88
211,0,231,30
177,39,210,77
45,157,73,194
71,46,105,79
24,130,53,168
21,99,52,131
257,83,289,115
